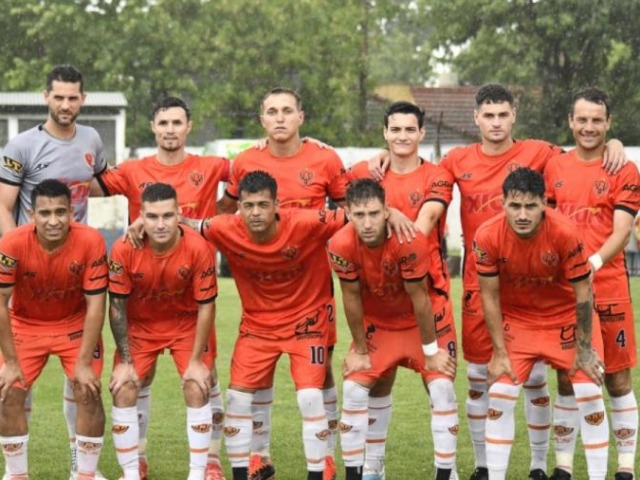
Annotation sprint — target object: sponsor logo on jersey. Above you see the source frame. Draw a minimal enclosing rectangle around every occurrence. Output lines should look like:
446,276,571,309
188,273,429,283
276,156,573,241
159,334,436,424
487,408,503,420
318,209,327,224
92,255,107,268
460,172,473,180
281,245,299,261
189,171,204,188
200,266,215,280
2,156,23,174
329,252,356,273
530,396,550,407
191,423,212,433
109,259,123,276
472,243,488,263
294,311,322,340
112,425,130,434
409,190,424,208
0,253,17,271
584,411,605,426
555,180,564,188
567,242,584,259
68,261,85,275
593,179,608,197
84,153,95,168
299,168,314,186
623,183,640,193
559,324,576,350
541,250,559,267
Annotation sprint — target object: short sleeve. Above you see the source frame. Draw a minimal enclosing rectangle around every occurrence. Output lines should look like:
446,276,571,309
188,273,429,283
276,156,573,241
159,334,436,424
397,234,430,281
93,134,107,175
191,241,218,303
474,226,499,277
327,228,359,281
83,232,108,295
0,234,20,287
427,165,454,206
325,151,348,202
96,162,131,196
108,242,132,297
0,141,27,186
560,233,591,283
613,163,640,216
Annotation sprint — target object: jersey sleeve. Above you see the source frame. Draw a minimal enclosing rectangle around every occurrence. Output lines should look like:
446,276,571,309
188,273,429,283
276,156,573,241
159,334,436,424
613,163,640,216
325,151,348,202
0,140,28,186
347,161,375,182
219,157,231,183
225,154,248,199
0,233,20,287
560,232,591,283
427,164,454,206
82,233,108,295
191,240,218,304
327,228,359,281
543,158,559,206
108,242,132,297
95,162,131,196
397,233,430,281
473,224,499,277
312,208,348,241
93,132,107,175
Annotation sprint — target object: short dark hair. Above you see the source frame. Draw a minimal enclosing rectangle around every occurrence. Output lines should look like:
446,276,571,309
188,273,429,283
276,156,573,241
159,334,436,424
31,179,71,207
46,65,84,92
384,101,425,129
238,171,277,200
261,87,302,111
502,167,545,199
571,86,611,119
151,96,191,121
475,84,515,108
346,179,386,206
142,183,177,203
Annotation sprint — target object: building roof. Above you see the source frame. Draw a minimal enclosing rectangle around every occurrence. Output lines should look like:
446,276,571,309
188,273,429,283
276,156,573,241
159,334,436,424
0,92,127,107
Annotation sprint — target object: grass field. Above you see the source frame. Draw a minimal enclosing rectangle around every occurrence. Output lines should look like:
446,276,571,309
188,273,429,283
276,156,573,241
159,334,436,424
5,276,640,479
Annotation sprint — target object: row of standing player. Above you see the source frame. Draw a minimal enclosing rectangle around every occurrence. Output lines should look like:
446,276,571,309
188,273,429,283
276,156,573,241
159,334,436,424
0,64,637,480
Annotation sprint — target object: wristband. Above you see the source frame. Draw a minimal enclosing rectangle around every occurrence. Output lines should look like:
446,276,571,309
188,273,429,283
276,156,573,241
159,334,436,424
422,341,438,357
589,253,603,272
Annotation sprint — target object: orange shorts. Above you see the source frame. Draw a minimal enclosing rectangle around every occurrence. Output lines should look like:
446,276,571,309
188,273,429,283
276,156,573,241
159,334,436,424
461,289,493,364
113,332,214,380
347,323,428,385
230,325,329,390
596,301,637,373
498,316,604,385
1,330,104,388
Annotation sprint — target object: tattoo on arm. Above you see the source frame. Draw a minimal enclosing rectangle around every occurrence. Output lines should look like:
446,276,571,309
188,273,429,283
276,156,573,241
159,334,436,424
180,216,202,231
109,295,132,363
576,299,594,362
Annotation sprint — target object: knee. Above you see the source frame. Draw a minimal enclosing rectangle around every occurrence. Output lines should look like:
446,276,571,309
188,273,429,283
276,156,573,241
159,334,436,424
556,370,575,396
112,382,139,408
605,370,632,397
370,371,396,397
183,381,208,408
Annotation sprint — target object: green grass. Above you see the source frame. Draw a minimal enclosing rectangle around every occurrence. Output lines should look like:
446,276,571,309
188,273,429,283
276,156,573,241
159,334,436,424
6,277,640,478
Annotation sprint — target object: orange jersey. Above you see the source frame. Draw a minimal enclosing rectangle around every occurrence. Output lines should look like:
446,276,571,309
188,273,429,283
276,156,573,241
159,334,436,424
348,160,450,293
202,208,346,338
108,227,217,339
0,223,108,335
544,151,640,303
474,208,591,328
440,140,563,289
328,223,431,330
225,142,347,208
96,154,230,221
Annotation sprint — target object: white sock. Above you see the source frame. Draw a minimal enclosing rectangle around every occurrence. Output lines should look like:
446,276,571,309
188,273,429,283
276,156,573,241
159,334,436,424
137,386,151,459
250,386,273,457
187,405,212,475
523,360,550,472
466,362,488,469
0,434,29,477
225,389,253,468
208,383,225,466
553,394,579,475
610,391,638,476
429,378,458,470
298,388,328,472
485,382,520,478
63,378,78,470
323,386,338,458
573,382,608,480
365,395,392,467
112,406,140,479
76,435,103,478
340,380,370,468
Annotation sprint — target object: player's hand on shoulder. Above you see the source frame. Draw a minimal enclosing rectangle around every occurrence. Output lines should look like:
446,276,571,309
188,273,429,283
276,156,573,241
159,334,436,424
73,363,102,402
487,350,516,386
602,139,627,174
342,349,371,377
425,349,457,378
367,150,390,181
182,360,212,396
0,361,25,401
387,208,418,244
109,362,140,396
123,217,145,249
302,136,332,149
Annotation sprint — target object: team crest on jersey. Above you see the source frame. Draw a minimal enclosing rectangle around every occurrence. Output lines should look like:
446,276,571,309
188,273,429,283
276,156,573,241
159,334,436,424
177,266,192,281
408,190,424,208
472,243,488,263
506,162,521,173
614,428,636,439
487,408,503,420
329,252,356,273
593,179,608,197
281,245,299,261
382,258,399,277
111,425,130,434
553,425,574,437
68,261,85,275
541,250,559,267
109,259,123,276
189,171,204,188
2,156,23,174
318,209,327,224
299,168,314,186
0,253,17,271
84,153,95,168
584,411,605,426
